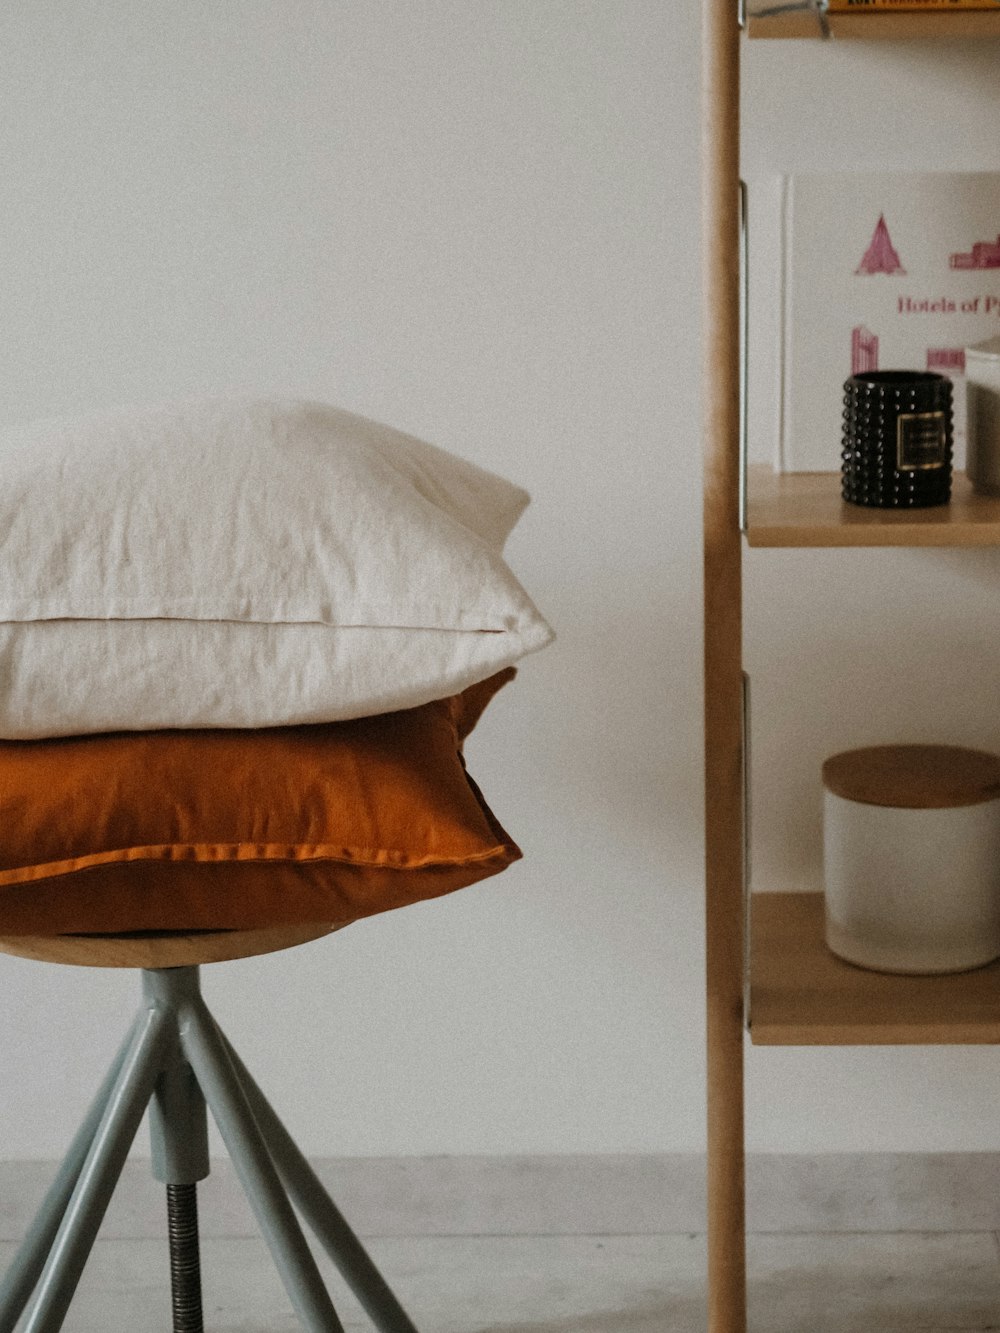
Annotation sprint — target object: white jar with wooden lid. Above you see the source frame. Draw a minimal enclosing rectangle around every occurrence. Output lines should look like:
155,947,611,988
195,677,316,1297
823,745,1000,974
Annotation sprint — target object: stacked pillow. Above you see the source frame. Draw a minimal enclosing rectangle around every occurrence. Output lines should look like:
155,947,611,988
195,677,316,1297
0,397,553,936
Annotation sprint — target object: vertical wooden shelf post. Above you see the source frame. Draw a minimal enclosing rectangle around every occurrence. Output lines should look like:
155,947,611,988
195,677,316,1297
701,0,745,1330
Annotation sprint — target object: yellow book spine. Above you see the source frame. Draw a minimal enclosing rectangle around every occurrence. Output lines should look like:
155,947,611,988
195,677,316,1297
826,0,999,9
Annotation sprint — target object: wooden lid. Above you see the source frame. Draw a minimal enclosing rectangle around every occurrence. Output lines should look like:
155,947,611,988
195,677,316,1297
822,745,1000,810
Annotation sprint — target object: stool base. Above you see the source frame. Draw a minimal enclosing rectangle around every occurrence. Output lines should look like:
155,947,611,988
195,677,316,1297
0,966,418,1333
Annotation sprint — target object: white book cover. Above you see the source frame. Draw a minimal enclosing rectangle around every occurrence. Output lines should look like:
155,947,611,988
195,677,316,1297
781,171,1000,473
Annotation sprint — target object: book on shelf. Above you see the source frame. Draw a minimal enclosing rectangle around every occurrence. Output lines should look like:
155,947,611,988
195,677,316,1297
776,171,1000,474
748,1,1000,18
825,0,1000,10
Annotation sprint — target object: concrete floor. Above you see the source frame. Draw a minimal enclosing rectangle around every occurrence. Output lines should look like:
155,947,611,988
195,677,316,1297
3,1229,999,1331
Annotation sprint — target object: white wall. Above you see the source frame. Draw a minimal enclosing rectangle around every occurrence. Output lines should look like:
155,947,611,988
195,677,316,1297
0,1,703,1160
3,3,998,1166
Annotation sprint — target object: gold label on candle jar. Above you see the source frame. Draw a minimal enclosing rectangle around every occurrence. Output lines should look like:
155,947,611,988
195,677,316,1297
897,411,947,471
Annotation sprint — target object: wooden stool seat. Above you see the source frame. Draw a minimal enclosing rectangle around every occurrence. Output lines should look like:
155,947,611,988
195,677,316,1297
0,921,339,969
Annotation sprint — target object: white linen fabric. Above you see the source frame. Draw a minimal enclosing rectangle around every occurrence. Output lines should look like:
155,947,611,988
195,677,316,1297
0,396,553,738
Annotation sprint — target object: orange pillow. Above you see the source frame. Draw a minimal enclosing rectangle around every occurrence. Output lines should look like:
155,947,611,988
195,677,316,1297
0,671,519,936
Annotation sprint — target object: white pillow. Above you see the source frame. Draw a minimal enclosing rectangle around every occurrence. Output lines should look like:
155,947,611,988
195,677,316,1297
0,397,553,738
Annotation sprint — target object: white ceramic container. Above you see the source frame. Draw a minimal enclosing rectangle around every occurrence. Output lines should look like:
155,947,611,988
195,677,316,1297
823,745,1000,975
965,335,1000,496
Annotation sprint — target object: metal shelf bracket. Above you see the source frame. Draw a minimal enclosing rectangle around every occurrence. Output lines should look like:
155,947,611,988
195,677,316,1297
739,180,749,534
742,670,752,1031
745,0,830,37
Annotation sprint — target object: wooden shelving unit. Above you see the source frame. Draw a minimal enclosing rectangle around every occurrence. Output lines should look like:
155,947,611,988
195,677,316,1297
701,3,1000,1330
748,9,1000,39
746,467,1000,547
750,893,1000,1044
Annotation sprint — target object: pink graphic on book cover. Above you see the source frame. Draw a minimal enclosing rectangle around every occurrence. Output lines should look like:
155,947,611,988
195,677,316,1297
855,215,905,276
950,234,1000,270
851,325,879,375
927,348,966,375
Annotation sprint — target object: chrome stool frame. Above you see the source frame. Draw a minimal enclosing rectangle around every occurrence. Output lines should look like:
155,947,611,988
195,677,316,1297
0,965,418,1333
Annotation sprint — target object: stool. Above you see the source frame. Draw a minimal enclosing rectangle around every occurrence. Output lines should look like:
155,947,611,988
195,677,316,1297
0,926,419,1333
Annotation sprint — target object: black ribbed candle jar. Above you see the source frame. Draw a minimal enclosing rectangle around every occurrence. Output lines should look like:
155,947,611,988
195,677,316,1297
842,371,953,508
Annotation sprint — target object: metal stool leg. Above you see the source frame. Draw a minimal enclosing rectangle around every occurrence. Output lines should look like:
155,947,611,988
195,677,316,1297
146,969,211,1333
178,995,347,1333
21,1006,169,1333
0,1018,140,1333
218,1030,419,1333
2,966,421,1333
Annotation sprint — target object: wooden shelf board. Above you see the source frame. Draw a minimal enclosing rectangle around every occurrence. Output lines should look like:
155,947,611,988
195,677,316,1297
750,892,1000,1044
746,466,1000,547
747,9,1000,39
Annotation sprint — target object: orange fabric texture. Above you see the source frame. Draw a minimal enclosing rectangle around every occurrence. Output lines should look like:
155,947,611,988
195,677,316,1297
0,670,519,936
